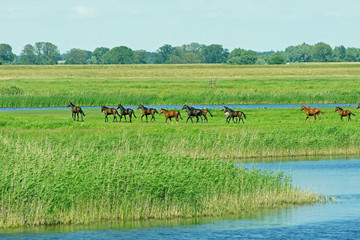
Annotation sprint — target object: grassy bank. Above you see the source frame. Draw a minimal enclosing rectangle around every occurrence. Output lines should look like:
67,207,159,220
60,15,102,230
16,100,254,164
0,108,339,228
0,64,360,107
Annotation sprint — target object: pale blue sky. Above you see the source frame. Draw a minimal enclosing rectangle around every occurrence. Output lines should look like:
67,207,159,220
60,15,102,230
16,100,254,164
1,0,359,54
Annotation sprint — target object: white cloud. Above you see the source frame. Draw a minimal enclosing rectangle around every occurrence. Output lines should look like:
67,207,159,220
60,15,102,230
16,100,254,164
70,6,98,18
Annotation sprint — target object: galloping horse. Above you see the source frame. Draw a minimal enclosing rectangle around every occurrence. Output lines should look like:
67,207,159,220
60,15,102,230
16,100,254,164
101,106,121,122
137,104,158,122
117,104,136,122
300,105,325,123
159,108,183,123
182,105,204,123
224,108,246,124
67,102,85,121
335,107,355,121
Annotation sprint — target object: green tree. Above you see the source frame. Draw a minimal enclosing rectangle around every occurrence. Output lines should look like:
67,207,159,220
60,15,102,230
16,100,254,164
227,48,257,65
65,48,88,64
134,50,149,64
34,42,60,64
0,44,15,64
154,44,175,64
267,53,286,64
203,44,229,63
93,47,109,63
345,47,360,62
311,42,333,62
102,46,134,64
283,43,312,62
20,44,38,65
333,45,346,62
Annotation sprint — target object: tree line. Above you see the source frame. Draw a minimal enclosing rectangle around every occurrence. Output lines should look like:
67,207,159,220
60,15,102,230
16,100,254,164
1,42,360,65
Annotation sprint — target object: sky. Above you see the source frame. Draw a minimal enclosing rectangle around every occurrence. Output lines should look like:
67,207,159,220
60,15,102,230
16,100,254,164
1,0,360,55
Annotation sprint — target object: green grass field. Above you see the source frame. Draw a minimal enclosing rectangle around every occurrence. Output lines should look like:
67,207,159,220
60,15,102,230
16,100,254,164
0,63,360,107
1,63,359,228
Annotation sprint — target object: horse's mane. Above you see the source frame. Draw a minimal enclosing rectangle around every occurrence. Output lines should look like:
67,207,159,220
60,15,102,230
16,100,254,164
337,107,344,110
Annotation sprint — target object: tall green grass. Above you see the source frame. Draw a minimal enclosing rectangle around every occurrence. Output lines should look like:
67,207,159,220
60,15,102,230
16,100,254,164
0,131,319,228
0,64,360,107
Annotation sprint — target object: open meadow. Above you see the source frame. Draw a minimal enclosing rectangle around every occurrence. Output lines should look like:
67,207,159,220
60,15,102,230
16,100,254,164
1,63,360,228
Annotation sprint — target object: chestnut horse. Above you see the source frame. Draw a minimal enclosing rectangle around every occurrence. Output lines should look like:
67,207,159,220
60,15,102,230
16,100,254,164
137,104,158,122
117,104,136,122
159,108,183,123
301,105,325,123
101,106,121,122
335,107,355,121
67,102,85,121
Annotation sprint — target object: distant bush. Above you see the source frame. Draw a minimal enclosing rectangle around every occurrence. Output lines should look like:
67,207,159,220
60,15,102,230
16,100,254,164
0,85,24,95
267,53,286,65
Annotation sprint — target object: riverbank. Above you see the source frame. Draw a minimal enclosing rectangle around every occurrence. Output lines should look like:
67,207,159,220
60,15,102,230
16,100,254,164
1,106,356,228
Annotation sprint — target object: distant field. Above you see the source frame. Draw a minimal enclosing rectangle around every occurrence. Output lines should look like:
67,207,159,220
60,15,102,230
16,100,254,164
0,63,360,107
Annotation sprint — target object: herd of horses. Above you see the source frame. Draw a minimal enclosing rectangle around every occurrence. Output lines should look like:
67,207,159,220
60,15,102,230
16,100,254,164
67,102,360,123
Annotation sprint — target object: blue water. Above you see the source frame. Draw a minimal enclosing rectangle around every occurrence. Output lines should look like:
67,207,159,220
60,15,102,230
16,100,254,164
0,103,357,111
2,158,360,239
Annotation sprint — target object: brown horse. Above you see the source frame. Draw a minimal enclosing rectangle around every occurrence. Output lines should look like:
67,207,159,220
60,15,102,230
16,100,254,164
159,108,183,123
137,104,158,122
357,104,360,109
117,104,136,122
335,107,355,121
200,108,213,123
223,108,246,124
301,105,325,123
67,102,85,121
101,106,121,122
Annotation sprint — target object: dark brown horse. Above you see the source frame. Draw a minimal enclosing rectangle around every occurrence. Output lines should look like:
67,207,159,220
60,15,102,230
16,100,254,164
301,105,325,123
117,104,136,122
182,105,204,123
137,104,158,122
223,108,246,124
67,102,85,121
335,107,355,121
101,106,121,122
159,108,183,123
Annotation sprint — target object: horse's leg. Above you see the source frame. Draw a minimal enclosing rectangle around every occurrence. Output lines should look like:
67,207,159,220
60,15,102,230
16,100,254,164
129,115,132,123
141,114,144,122
175,116,178,124
81,113,84,122
77,112,80,121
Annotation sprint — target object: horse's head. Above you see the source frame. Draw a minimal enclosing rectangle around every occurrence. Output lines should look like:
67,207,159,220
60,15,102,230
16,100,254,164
117,104,122,109
300,105,307,111
182,105,187,110
67,102,73,107
335,107,341,112
221,106,226,111
137,105,142,109
159,109,166,114
101,106,106,112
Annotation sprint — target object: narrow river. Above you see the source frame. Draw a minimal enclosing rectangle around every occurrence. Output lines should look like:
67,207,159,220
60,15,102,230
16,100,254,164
2,158,359,239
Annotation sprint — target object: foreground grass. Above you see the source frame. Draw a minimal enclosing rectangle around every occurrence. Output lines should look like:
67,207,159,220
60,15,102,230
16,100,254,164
0,107,340,228
0,63,360,107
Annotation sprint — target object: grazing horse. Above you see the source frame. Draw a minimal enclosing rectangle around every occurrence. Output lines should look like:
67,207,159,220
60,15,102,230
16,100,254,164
335,107,355,121
101,106,121,122
67,102,85,121
300,105,325,123
159,108,183,123
117,104,136,122
181,105,204,123
137,104,158,122
224,108,246,124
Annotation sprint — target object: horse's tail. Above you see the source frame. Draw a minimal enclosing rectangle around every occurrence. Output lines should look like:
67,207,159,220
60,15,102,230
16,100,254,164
132,110,137,118
207,108,213,117
80,109,85,116
154,109,159,114
242,111,246,119
350,111,356,116
116,110,121,117
178,111,183,120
